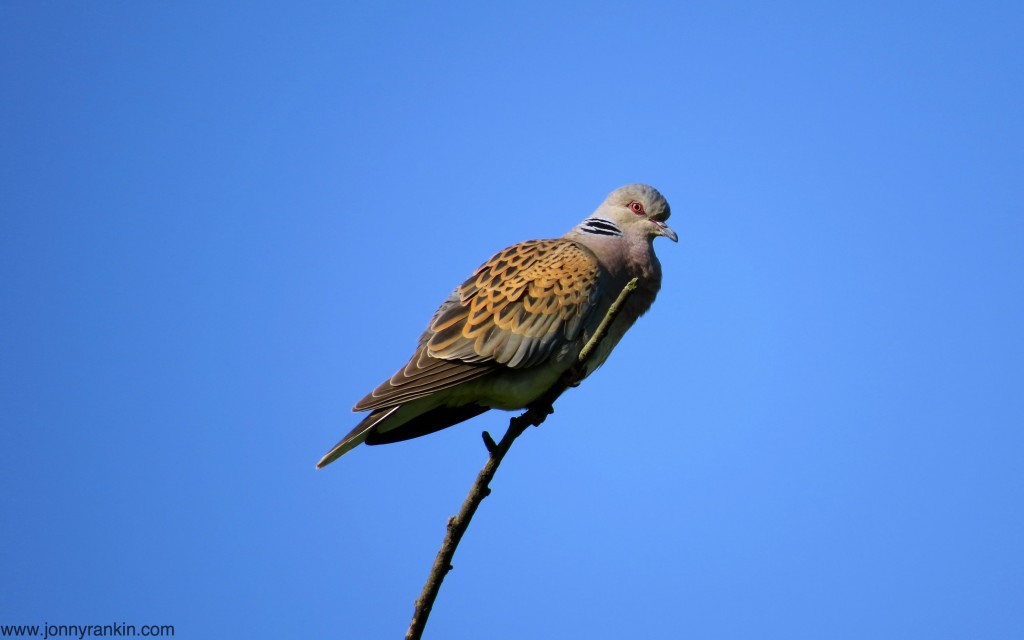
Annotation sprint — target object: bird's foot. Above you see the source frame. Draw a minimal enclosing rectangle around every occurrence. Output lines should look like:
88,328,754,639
523,404,554,427
563,365,586,388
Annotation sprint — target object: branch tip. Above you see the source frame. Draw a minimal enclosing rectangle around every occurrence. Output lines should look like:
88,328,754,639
481,431,497,453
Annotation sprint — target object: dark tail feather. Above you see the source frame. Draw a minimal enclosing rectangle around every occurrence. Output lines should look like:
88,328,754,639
365,404,489,445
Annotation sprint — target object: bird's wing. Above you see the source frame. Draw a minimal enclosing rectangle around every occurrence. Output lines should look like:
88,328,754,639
354,239,603,411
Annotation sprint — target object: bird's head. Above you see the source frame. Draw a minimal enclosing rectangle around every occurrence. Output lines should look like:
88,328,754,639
591,184,677,243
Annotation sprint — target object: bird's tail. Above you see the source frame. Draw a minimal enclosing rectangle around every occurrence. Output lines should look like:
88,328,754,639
315,406,399,469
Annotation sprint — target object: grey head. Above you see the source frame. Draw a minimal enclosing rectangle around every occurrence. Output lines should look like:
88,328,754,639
572,184,677,244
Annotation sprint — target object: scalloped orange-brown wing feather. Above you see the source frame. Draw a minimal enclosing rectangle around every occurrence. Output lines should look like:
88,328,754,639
428,239,601,367
353,239,603,411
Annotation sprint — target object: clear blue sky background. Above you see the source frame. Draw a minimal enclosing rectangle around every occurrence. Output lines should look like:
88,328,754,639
2,2,1022,638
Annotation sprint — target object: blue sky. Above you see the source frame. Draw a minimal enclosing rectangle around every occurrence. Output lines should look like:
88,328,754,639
2,2,1022,638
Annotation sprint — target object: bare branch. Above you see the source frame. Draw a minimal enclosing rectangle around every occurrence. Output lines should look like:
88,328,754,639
405,278,639,640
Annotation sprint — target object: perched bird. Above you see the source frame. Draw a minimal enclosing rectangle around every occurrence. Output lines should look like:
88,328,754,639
316,184,676,468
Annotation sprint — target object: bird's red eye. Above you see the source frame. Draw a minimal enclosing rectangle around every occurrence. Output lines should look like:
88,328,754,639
629,201,645,215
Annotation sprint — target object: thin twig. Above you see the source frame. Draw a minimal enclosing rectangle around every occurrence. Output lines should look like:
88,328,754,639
405,278,639,640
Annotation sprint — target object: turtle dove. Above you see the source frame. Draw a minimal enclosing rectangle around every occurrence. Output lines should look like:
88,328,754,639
317,184,676,468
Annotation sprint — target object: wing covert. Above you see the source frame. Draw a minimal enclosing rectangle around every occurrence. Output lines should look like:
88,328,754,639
352,239,602,412
426,239,602,368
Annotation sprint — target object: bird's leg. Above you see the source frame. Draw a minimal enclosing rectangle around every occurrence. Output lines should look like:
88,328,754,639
521,403,554,427
518,364,588,427
562,364,586,388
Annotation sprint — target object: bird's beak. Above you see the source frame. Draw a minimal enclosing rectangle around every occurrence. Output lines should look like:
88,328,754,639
654,221,678,242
